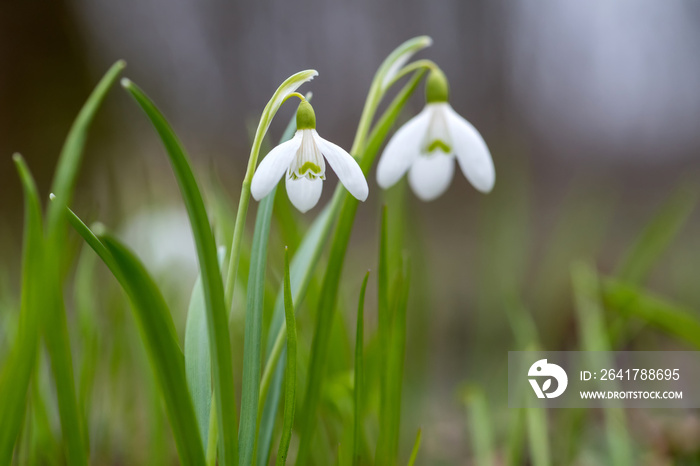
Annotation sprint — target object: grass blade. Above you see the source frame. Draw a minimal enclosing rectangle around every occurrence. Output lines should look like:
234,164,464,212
100,235,206,465
256,201,337,466
462,387,495,466
185,248,225,451
46,60,125,232
276,248,297,465
43,62,125,466
571,262,633,466
64,208,206,464
185,275,213,449
376,256,411,465
0,156,44,464
295,68,426,466
239,183,276,465
525,403,551,466
122,79,238,465
603,279,700,348
407,428,422,466
616,184,697,285
353,271,370,466
241,96,299,466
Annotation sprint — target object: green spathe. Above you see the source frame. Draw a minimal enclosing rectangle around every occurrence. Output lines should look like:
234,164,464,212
425,68,449,103
296,100,316,130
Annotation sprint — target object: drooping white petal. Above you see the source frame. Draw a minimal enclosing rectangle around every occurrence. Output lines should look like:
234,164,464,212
312,131,368,201
285,176,323,213
444,104,495,193
251,131,303,201
376,107,432,189
407,154,455,201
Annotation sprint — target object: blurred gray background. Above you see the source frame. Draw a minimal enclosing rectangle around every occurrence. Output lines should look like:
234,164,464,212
2,0,700,210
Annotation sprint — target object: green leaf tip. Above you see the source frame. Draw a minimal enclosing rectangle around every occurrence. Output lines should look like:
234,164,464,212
379,35,433,91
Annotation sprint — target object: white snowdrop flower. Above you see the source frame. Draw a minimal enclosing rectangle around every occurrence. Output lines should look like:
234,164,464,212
251,100,369,213
376,68,495,201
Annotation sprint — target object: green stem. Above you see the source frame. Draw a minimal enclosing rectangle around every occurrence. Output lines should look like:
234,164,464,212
224,73,315,312
296,67,428,466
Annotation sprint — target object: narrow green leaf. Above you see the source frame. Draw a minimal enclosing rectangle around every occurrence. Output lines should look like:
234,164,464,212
603,279,700,348
185,248,226,451
0,155,44,464
241,106,300,466
100,235,206,465
571,262,632,466
276,248,297,466
462,387,495,466
65,209,206,464
296,68,426,466
407,428,422,466
43,62,124,466
185,275,212,449
353,271,370,466
376,256,410,465
47,60,125,232
503,301,543,466
616,184,697,285
239,183,276,465
378,36,433,92
256,201,337,466
122,79,238,465
351,36,432,155
377,206,390,454
525,402,550,466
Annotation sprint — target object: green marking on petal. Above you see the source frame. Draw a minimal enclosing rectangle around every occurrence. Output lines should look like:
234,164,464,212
299,161,321,175
427,139,451,154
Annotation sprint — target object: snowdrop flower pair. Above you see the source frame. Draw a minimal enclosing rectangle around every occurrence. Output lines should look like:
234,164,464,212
251,100,368,213
377,68,495,201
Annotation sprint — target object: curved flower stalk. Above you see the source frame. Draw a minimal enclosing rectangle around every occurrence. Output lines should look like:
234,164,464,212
251,100,369,212
225,69,317,310
377,68,495,200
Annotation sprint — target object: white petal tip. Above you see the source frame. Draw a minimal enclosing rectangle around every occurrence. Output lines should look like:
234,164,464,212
477,180,495,194
286,177,322,214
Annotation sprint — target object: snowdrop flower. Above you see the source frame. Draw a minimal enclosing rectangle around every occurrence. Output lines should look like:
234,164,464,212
376,69,495,201
251,100,369,213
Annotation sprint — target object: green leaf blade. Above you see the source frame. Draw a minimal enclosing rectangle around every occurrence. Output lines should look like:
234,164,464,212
0,156,44,464
275,248,297,466
99,235,205,465
122,79,238,466
353,271,370,466
185,276,212,449
239,186,276,465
